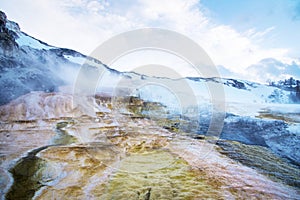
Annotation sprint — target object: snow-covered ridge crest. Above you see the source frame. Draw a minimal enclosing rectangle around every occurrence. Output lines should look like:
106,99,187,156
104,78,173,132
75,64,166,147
6,20,56,50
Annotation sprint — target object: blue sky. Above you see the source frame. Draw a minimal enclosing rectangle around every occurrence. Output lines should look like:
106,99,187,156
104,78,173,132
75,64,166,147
201,0,300,58
1,0,299,82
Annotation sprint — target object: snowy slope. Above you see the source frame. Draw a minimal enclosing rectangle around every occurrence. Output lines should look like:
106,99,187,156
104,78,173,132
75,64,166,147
6,20,55,50
0,13,113,105
106,73,296,116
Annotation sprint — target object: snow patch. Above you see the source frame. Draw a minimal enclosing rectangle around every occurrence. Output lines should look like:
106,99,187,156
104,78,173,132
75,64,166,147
287,123,300,134
16,33,54,50
63,55,86,65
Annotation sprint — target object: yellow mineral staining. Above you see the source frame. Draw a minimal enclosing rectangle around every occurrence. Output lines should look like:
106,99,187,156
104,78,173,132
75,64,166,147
2,93,300,200
92,150,224,200
257,109,300,123
35,145,120,200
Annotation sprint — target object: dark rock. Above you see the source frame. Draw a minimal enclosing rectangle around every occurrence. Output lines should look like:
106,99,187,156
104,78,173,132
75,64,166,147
0,11,85,105
216,140,300,189
0,11,7,28
225,79,247,90
0,11,19,57
221,115,300,166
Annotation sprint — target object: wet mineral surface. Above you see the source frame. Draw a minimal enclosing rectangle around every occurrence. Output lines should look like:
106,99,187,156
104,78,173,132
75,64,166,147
0,92,299,199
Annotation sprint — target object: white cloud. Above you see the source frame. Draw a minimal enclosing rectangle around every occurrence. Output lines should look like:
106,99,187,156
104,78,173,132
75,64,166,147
110,49,196,78
1,0,298,82
246,58,300,83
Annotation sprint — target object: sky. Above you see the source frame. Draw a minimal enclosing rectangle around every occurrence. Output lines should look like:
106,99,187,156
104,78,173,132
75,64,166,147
1,0,300,83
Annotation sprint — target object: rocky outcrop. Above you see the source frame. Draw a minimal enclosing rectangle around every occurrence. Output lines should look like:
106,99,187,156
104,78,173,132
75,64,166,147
221,115,300,166
216,140,300,188
0,11,18,57
0,11,90,105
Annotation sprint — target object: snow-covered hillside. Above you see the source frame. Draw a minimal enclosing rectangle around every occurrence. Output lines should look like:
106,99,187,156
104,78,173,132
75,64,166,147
0,11,116,105
1,10,297,108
